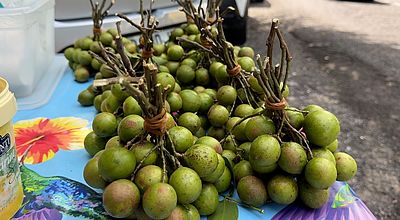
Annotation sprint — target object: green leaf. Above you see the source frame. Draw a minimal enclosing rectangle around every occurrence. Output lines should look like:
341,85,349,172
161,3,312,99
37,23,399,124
222,156,236,197
208,199,239,220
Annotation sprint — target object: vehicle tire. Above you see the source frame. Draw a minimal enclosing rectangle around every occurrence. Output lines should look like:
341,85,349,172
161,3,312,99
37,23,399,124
220,0,249,45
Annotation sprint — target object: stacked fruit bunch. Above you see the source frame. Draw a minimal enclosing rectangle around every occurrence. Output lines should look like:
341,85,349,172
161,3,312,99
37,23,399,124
71,1,358,219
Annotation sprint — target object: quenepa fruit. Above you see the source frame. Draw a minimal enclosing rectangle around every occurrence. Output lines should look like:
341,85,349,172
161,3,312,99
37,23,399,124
237,175,267,207
143,183,177,219
102,179,140,218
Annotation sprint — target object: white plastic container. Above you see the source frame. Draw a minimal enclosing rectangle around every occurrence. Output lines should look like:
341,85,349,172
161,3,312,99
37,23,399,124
0,0,55,97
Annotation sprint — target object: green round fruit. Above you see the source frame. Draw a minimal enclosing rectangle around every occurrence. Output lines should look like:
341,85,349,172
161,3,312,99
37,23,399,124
107,28,118,37
167,45,184,61
167,92,182,112
215,65,229,85
153,44,165,56
90,41,101,53
217,85,237,106
173,82,181,93
207,126,225,141
125,43,137,54
326,139,338,152
183,144,218,177
111,84,129,101
207,104,229,127
100,64,115,78
105,136,123,149
83,158,107,189
166,61,180,75
232,118,250,142
91,58,102,71
202,154,225,183
143,183,177,219
233,160,253,182
179,90,201,112
100,32,113,46
203,88,217,100
123,97,143,116
78,89,95,106
267,175,298,205
193,183,219,216
245,116,276,141
169,167,202,204
178,112,201,134
194,86,205,93
185,24,200,35
168,126,194,153
334,152,357,181
94,95,103,112
118,115,144,142
278,142,308,174
280,83,290,98
170,28,184,40
312,148,336,165
102,94,121,113
165,205,189,220
157,72,176,93
198,93,214,113
237,176,267,207
176,65,195,85
303,104,324,113
195,136,222,154
98,147,136,181
92,112,118,138
195,68,210,86
214,166,232,193
305,158,337,189
184,204,200,220
74,67,90,82
194,127,206,138
132,141,158,166
81,38,93,50
64,47,75,61
134,165,166,193
209,61,223,78
237,57,255,72
238,47,255,58
225,117,241,132
234,104,254,117
181,58,197,69
159,65,170,73
249,135,281,173
102,179,140,218
304,110,340,147
286,108,305,129
78,50,92,66
299,180,329,209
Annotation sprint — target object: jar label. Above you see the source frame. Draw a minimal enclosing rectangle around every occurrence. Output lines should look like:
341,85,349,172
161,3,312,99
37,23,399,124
0,125,21,212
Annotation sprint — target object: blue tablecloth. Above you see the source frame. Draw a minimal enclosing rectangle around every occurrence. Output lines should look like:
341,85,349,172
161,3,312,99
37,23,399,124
11,68,376,220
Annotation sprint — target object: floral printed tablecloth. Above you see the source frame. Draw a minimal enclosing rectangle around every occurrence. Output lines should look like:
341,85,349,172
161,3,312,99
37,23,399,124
11,69,376,220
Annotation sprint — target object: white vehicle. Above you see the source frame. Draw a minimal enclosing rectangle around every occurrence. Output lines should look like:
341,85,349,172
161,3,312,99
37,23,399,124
55,0,249,52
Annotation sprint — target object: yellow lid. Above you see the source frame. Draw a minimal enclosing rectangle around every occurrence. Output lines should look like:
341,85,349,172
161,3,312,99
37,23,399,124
0,77,17,127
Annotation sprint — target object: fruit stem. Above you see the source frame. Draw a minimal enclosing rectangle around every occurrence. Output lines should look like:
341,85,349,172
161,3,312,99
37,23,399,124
160,142,168,183
224,196,265,214
131,141,160,181
89,0,115,40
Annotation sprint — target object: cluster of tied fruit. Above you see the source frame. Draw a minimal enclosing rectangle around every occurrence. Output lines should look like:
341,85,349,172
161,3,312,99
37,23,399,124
63,28,138,84
77,24,358,220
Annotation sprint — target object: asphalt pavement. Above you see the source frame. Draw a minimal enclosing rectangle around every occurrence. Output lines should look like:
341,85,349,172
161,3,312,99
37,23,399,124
245,0,400,219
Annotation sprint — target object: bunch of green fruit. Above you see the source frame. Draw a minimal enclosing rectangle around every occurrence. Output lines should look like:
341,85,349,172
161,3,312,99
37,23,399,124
64,28,138,84
73,2,359,218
